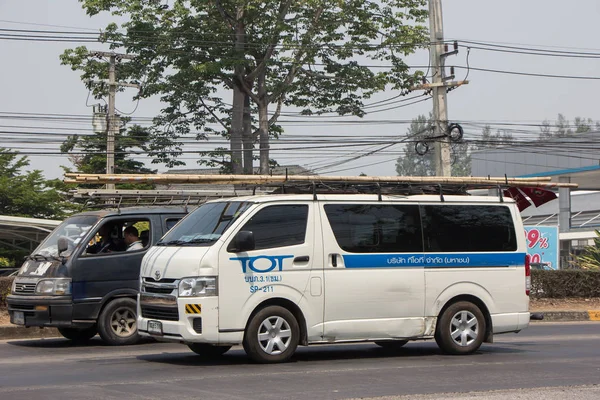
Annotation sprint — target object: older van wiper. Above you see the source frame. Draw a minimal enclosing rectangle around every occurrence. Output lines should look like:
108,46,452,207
27,253,61,262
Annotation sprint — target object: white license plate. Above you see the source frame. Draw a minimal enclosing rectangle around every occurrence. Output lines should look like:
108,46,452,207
147,320,163,335
13,311,25,325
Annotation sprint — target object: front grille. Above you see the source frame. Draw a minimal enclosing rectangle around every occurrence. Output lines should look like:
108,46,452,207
193,317,202,334
13,283,36,294
141,305,179,321
144,286,175,295
143,278,177,284
10,304,35,311
142,277,178,295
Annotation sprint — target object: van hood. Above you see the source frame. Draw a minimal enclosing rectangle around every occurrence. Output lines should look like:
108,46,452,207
17,259,68,278
141,246,211,280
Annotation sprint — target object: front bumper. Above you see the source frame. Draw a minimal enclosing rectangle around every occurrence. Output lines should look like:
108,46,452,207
7,294,74,327
137,295,243,345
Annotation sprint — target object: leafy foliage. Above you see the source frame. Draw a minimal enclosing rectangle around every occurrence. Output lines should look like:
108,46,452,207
0,149,76,219
539,113,600,139
573,230,600,271
0,277,13,309
60,121,157,189
62,0,430,173
531,270,600,298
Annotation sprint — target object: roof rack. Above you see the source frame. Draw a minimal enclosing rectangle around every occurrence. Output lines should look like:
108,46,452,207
64,173,578,205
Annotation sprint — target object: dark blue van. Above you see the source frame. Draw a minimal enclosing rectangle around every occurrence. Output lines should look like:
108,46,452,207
7,207,186,345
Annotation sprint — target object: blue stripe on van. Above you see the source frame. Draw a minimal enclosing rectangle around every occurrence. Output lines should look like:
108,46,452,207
342,253,526,269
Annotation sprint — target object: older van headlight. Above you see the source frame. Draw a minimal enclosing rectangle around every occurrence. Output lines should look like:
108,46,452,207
35,278,72,295
178,277,218,297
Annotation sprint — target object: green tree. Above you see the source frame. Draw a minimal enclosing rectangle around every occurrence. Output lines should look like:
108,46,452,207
0,149,75,219
61,0,429,174
60,121,156,189
539,114,598,139
471,125,514,151
395,115,470,176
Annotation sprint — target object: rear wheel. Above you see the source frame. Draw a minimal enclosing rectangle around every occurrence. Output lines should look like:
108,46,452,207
187,343,231,358
243,306,299,363
58,326,97,342
97,298,140,346
374,340,409,350
435,301,486,355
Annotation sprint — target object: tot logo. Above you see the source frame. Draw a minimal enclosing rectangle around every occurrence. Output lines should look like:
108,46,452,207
230,255,294,273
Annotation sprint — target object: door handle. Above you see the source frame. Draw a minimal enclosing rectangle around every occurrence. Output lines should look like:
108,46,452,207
294,256,310,262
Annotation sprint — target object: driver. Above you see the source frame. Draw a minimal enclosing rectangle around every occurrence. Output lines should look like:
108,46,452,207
86,225,119,254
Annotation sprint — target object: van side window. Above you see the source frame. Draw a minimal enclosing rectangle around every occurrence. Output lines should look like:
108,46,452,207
324,204,422,253
83,219,151,255
420,205,517,252
239,205,308,250
165,218,180,231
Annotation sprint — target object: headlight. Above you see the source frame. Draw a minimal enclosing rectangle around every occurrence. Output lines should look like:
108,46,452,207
35,279,72,295
11,279,16,294
178,277,218,297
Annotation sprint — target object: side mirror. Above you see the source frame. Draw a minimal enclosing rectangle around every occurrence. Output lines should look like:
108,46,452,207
57,236,69,255
228,231,255,253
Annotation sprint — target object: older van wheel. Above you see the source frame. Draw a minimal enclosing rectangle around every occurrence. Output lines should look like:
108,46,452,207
97,298,140,346
58,326,97,342
243,306,299,364
375,340,409,350
435,301,486,355
187,343,232,358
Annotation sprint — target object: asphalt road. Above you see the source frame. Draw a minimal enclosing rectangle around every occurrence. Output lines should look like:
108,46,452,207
0,322,599,400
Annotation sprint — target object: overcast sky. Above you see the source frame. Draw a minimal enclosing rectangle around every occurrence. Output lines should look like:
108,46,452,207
1,0,600,179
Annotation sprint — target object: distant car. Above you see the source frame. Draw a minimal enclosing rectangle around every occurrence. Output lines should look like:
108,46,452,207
0,268,18,277
530,262,553,270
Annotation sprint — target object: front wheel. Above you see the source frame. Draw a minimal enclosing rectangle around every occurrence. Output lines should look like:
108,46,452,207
243,306,299,363
435,301,486,355
97,298,140,346
58,326,98,342
187,343,232,358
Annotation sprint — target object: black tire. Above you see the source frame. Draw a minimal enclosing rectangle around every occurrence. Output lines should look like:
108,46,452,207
58,326,98,342
187,343,232,358
243,305,299,363
374,340,409,350
435,301,486,355
97,298,140,346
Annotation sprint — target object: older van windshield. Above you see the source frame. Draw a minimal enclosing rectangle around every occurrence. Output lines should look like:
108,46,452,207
35,215,99,257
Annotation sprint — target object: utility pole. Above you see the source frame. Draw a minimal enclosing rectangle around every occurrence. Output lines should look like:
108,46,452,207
412,1,468,176
429,0,451,176
88,51,138,189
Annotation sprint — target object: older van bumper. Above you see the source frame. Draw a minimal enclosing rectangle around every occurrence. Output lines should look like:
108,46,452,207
138,295,243,345
6,294,74,327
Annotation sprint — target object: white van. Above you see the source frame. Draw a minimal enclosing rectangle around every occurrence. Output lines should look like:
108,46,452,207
138,194,530,363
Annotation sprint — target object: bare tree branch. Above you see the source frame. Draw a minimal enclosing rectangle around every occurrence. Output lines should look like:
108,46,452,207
268,5,325,103
246,0,294,82
213,0,236,28
199,97,229,131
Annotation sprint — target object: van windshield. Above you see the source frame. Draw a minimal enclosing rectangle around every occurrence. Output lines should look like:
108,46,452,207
33,215,100,258
157,201,252,246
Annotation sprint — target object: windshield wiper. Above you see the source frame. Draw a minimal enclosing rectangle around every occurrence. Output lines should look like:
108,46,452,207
27,253,60,262
181,238,216,246
156,240,188,246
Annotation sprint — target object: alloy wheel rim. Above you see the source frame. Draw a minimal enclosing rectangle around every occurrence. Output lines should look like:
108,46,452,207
257,316,292,355
449,310,478,347
110,307,136,337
